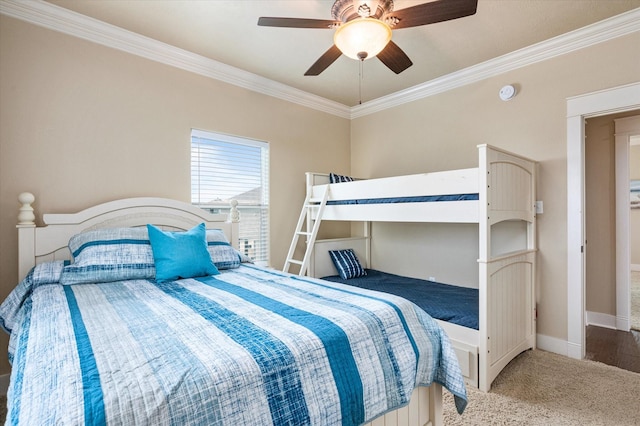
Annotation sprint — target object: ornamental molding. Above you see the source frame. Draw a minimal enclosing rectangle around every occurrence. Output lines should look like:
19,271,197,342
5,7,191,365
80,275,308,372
1,0,638,119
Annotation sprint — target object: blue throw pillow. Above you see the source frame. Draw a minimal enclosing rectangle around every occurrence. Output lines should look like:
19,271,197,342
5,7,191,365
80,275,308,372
147,223,219,283
329,249,367,280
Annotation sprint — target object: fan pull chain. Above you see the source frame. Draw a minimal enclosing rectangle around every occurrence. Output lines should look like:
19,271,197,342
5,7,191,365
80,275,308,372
358,57,364,105
356,51,368,105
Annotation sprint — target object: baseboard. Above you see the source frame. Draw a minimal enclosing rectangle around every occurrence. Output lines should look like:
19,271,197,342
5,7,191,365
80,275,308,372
537,334,583,360
536,333,568,356
586,311,617,329
0,373,9,396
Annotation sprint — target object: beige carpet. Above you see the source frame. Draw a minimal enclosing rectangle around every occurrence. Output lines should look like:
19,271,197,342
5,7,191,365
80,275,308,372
443,349,640,426
631,270,640,331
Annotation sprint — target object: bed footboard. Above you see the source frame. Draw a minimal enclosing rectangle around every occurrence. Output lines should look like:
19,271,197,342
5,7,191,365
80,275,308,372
363,385,443,426
479,250,536,391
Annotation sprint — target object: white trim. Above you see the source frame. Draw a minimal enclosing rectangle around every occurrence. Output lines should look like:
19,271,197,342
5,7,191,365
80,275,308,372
192,128,269,150
566,114,586,360
614,125,630,332
566,82,640,360
536,333,568,357
614,116,640,332
567,84,640,118
1,0,638,119
585,311,617,329
0,373,9,396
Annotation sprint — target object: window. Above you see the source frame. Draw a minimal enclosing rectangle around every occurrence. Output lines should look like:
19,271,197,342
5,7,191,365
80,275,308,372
191,129,269,265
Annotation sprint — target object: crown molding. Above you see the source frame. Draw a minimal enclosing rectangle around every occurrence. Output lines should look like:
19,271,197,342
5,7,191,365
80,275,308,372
0,0,351,119
351,7,640,118
1,1,638,120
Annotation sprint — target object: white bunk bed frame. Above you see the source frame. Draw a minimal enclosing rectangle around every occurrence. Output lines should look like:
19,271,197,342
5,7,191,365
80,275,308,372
15,194,446,426
305,144,537,392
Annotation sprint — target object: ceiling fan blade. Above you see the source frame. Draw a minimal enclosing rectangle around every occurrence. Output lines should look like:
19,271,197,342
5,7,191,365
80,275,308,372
386,0,478,29
376,41,413,74
258,17,339,29
305,45,343,76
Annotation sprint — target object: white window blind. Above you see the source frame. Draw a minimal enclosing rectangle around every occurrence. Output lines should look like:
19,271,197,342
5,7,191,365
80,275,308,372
191,129,269,265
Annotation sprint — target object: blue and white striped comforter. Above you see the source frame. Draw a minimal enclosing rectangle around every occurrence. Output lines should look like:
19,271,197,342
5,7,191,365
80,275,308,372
0,262,467,426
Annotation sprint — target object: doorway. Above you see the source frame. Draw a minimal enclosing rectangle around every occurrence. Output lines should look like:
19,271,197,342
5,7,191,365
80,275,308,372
566,82,640,360
584,113,640,331
582,113,640,372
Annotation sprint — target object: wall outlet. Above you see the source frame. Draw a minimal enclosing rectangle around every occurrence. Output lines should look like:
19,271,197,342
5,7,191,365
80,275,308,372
428,276,436,282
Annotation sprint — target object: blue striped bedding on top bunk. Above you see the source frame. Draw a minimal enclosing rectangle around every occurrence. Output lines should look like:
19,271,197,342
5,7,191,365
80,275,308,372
322,270,479,330
326,193,479,205
0,262,467,426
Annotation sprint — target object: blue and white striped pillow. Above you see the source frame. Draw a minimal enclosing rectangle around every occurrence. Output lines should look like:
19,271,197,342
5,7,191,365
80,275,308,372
328,249,367,280
329,173,355,183
60,227,156,285
206,229,244,269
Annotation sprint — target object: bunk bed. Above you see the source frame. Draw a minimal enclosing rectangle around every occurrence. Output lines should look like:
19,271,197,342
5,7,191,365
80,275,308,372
5,194,467,426
301,144,537,392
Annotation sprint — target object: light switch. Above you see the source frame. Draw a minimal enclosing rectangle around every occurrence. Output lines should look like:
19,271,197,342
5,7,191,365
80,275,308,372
535,201,543,214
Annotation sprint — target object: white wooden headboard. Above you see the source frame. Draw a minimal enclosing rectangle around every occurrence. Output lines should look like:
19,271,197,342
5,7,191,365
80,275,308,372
16,193,240,279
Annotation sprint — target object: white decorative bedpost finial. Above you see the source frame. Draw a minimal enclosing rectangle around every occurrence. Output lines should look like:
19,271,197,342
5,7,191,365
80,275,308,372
229,199,240,223
17,192,36,225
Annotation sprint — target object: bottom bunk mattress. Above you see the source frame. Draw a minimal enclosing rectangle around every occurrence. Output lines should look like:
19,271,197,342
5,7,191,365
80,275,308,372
322,270,479,330
0,262,467,426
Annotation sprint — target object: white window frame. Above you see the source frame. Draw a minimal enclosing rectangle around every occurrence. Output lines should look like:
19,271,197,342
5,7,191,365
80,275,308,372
191,129,269,265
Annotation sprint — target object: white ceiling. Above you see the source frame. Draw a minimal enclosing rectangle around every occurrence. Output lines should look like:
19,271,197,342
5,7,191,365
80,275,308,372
44,0,640,107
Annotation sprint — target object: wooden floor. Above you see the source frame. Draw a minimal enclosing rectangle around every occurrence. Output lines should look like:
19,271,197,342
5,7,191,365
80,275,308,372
585,325,640,373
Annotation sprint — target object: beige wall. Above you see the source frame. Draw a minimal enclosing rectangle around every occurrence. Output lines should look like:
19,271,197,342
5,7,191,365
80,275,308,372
0,16,351,374
350,33,640,344
371,222,480,287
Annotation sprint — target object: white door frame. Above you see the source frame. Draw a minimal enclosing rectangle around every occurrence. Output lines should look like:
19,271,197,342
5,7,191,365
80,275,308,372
615,116,640,331
566,82,640,359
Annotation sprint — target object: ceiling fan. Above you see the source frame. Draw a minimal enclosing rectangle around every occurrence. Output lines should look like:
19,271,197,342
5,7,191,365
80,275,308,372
258,0,478,76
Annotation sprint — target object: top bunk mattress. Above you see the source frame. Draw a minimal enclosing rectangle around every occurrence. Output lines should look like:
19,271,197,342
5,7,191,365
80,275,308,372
326,193,479,205
322,269,479,330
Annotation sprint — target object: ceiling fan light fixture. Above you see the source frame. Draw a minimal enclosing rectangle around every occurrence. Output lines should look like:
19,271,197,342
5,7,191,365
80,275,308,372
334,18,392,61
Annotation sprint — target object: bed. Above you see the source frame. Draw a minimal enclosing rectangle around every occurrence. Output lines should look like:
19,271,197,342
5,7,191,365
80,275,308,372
321,270,479,331
2,194,467,426
296,144,537,392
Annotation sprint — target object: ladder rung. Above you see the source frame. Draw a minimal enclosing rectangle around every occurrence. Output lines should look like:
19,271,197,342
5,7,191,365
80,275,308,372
285,186,329,276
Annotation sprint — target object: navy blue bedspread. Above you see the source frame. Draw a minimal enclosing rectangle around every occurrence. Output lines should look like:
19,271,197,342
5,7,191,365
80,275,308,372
322,269,479,330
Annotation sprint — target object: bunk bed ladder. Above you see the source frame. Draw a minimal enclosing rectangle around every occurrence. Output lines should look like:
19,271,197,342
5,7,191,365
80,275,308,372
283,185,330,276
